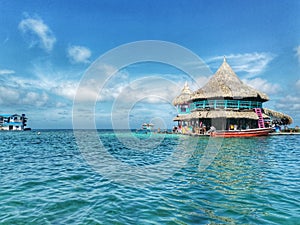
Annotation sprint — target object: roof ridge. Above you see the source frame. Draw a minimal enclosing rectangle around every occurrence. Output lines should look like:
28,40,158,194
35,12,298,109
191,58,269,101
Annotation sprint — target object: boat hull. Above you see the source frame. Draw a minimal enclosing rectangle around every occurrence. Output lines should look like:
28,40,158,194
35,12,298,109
135,129,151,134
210,128,273,137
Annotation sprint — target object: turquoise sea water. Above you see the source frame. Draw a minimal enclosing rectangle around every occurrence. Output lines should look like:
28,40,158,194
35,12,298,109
0,130,299,224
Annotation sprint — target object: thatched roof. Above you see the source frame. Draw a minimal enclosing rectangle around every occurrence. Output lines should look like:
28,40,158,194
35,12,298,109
174,110,269,121
172,81,192,105
263,108,293,124
173,114,190,121
191,57,269,102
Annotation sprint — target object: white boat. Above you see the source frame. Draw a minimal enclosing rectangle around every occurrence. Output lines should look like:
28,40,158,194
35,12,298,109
135,123,154,134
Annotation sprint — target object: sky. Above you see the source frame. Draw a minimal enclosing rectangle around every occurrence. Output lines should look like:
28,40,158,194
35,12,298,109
0,0,299,129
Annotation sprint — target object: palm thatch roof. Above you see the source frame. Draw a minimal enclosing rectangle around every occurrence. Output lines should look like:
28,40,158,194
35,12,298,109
172,81,192,105
174,110,270,121
263,108,293,124
191,57,269,102
173,114,190,121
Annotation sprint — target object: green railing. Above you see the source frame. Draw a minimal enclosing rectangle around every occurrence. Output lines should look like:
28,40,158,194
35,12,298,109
177,100,263,114
190,100,262,110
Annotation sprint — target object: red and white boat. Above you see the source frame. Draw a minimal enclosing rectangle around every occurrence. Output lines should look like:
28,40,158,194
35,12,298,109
210,127,273,138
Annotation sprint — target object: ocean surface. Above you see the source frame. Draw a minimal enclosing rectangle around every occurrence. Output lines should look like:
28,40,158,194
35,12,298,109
0,130,299,225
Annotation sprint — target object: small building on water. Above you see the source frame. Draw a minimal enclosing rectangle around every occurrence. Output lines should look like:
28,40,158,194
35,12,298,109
173,57,293,134
0,114,29,131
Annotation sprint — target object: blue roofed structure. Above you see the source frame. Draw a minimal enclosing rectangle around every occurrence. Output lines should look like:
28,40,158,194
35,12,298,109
0,114,30,131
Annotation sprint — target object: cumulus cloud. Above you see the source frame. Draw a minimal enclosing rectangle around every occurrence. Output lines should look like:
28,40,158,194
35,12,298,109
193,76,210,89
242,78,280,95
111,102,176,129
67,45,91,64
271,79,300,125
114,76,181,105
75,74,128,102
0,69,15,75
18,16,56,52
72,60,205,105
295,45,300,63
0,86,20,104
207,52,275,78
11,62,121,103
22,91,49,107
0,67,70,108
276,95,300,120
51,81,78,100
0,85,49,107
296,79,300,89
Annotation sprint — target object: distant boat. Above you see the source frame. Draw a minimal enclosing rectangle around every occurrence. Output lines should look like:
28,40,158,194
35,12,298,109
135,123,154,134
210,127,273,138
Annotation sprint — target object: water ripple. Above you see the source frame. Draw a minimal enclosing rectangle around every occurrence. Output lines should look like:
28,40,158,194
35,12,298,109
0,130,299,224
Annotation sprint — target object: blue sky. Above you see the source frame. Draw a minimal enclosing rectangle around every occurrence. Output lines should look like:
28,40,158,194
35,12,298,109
0,0,299,129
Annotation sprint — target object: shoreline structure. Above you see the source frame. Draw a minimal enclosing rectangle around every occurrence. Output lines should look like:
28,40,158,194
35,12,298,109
172,57,293,137
0,113,30,131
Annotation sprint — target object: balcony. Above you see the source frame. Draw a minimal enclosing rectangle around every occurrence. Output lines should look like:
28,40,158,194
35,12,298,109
191,100,262,110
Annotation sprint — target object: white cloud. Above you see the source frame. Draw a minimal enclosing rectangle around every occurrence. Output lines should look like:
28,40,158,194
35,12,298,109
193,76,210,89
0,66,73,108
111,102,175,129
242,78,280,95
0,69,15,75
296,79,300,89
113,76,180,105
51,81,78,100
270,80,300,125
277,95,300,114
0,86,20,104
12,63,121,103
67,45,91,64
207,52,275,78
18,16,56,52
71,60,206,105
22,91,49,107
295,45,300,63
0,85,49,107
56,102,67,108
73,67,130,102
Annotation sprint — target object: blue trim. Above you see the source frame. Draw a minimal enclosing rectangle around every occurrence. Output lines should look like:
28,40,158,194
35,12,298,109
2,122,23,126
